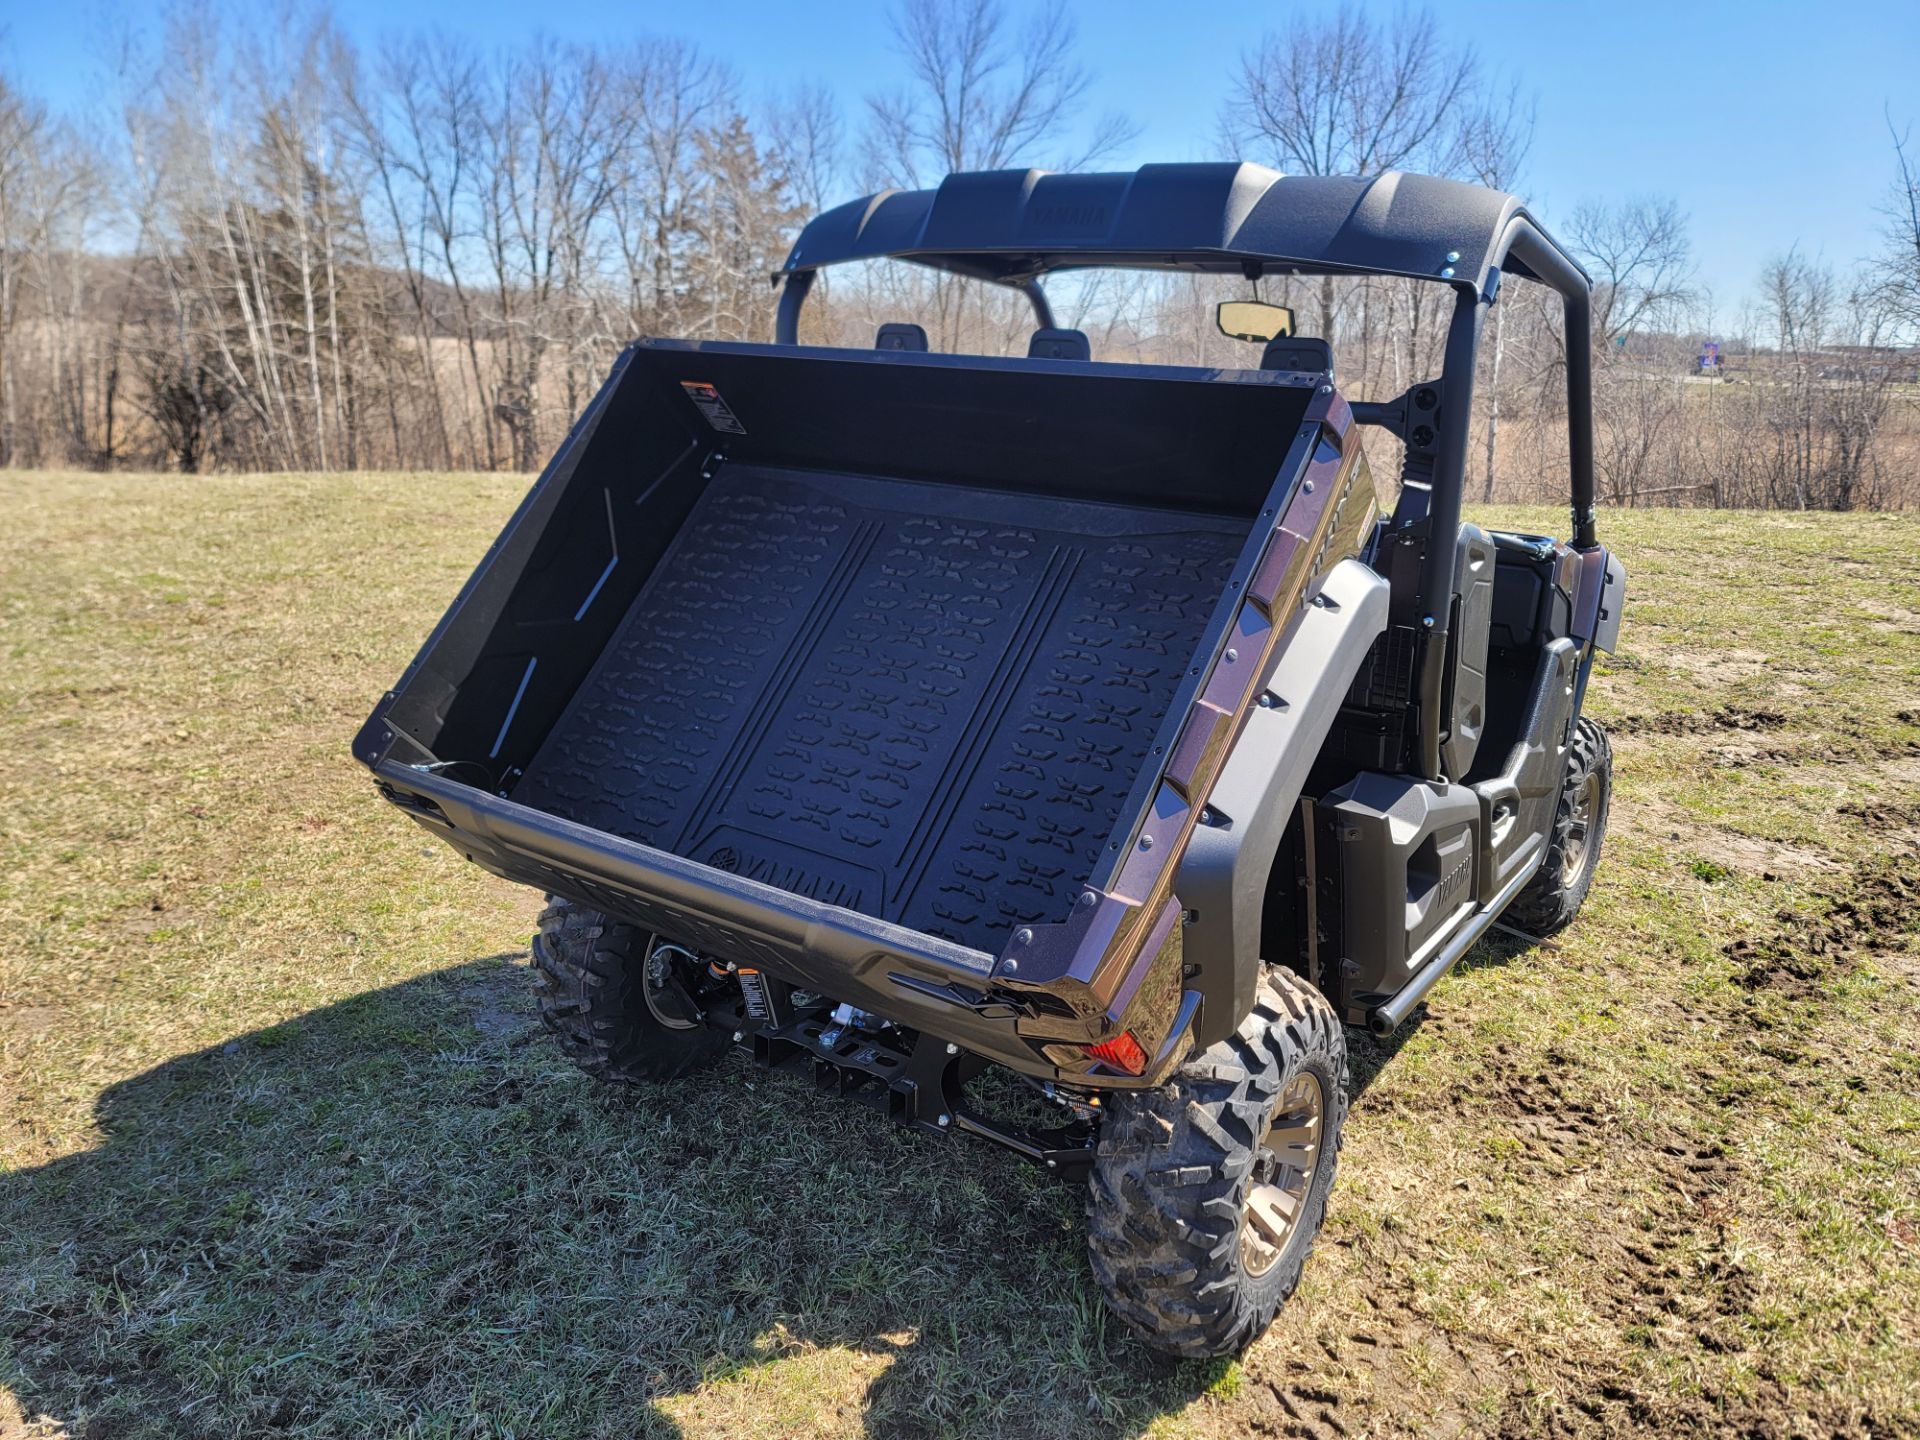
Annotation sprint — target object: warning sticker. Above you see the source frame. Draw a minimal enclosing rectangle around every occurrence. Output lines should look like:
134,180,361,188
679,380,746,434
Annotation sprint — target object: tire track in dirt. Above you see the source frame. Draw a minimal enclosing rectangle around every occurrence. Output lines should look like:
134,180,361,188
1359,1007,1898,1437
1839,798,1920,834
1611,706,1787,738
1726,857,1920,1000
1229,778,1920,1436
1465,1072,1901,1439
1272,1043,1755,1437
1239,1305,1505,1439
1511,849,1920,1437
1476,1064,1748,1378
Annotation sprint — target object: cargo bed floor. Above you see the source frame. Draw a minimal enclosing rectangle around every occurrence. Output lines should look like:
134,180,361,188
513,465,1244,954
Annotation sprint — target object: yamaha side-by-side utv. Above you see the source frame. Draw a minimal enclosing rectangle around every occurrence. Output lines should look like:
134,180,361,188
356,163,1624,1357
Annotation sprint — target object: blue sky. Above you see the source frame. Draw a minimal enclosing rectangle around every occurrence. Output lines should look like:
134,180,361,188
5,0,1917,312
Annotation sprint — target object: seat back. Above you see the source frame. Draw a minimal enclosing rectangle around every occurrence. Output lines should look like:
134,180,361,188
875,323,928,352
1027,328,1091,361
1260,336,1334,377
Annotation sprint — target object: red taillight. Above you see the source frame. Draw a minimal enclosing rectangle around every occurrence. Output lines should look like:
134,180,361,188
1086,1030,1148,1075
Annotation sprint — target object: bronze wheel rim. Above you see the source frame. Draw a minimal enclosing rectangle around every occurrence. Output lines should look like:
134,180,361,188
1241,1071,1326,1279
1562,772,1600,882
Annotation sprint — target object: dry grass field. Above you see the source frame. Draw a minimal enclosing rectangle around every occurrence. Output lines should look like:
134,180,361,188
2,470,1918,1438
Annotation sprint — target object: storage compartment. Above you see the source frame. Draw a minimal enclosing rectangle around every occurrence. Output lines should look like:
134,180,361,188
1319,772,1481,1010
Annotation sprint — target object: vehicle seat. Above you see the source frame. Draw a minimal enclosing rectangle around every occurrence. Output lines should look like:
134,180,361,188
1261,336,1334,378
876,323,928,352
1027,328,1091,361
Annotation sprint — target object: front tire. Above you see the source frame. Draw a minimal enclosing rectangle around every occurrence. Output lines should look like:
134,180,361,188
1086,967,1349,1358
531,897,730,1083
1504,715,1612,938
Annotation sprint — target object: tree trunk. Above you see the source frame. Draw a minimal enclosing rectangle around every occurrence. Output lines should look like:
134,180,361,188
1481,301,1506,501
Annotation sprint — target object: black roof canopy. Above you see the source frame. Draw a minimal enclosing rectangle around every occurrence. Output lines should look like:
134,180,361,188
778,162,1590,295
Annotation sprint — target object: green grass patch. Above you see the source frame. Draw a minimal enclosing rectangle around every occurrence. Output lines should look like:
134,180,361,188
2,474,1918,1437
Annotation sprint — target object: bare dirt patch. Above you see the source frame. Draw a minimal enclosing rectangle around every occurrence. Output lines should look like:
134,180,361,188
0,1005,61,1038
1690,649,1774,683
1613,706,1788,738
460,955,536,1043
1694,830,1839,880
1726,857,1920,999
1613,790,1836,879
1851,597,1920,634
1838,797,1920,836
1705,737,1798,768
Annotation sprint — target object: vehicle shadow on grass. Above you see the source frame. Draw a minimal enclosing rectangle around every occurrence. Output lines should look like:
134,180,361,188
0,955,1241,1439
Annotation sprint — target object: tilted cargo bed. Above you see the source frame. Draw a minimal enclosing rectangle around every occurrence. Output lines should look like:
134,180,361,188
357,339,1373,1082
511,464,1245,956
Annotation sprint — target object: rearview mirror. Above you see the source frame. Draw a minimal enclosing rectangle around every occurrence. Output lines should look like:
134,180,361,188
1217,300,1295,344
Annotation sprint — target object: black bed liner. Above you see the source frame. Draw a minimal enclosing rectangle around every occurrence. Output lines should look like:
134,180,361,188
512,465,1244,957
357,338,1344,1080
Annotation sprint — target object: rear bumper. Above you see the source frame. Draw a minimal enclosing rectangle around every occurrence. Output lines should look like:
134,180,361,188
371,761,1197,1086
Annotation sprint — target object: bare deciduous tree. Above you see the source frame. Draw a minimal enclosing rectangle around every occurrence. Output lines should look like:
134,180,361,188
1225,4,1483,346
1570,197,1695,347
865,0,1131,184
1460,79,1535,498
0,4,1909,506
0,78,106,468
1879,112,1920,334
859,0,1135,350
1754,251,1896,510
1557,197,1699,506
769,83,844,219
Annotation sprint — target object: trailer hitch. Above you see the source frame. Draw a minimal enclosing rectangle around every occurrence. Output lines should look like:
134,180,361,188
749,1015,1095,1180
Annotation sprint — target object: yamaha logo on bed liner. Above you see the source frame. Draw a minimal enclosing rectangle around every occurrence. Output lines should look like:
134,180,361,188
702,833,876,913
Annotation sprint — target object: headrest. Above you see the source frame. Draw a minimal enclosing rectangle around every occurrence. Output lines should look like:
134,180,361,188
875,323,929,352
1260,336,1334,377
1027,328,1091,362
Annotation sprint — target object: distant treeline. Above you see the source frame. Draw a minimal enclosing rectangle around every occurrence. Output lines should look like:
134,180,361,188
0,2,1916,507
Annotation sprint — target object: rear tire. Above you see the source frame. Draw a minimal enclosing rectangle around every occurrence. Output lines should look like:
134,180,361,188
1504,715,1612,938
531,898,730,1083
1086,967,1349,1358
